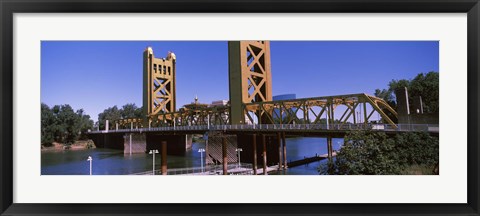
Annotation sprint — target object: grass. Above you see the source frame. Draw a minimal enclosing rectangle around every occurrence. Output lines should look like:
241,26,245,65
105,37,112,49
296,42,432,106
401,164,437,175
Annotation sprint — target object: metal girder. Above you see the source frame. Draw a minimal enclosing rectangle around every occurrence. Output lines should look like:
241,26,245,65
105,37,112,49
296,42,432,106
147,105,230,127
115,118,143,129
116,93,397,129
243,93,398,129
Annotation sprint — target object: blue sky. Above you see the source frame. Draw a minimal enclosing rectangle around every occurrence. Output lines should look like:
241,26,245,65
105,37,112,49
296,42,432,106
41,41,439,122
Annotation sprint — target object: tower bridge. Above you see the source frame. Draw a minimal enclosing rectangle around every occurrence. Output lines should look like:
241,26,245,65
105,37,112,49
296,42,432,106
87,41,438,175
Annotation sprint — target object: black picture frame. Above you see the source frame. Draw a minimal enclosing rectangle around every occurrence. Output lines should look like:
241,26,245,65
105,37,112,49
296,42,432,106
1,0,479,215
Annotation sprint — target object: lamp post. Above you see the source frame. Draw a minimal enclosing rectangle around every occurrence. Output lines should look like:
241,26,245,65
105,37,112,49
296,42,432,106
149,149,159,175
236,148,243,169
87,156,93,175
198,148,205,173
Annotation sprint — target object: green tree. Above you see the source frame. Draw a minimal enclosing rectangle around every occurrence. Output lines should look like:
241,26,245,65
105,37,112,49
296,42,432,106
375,71,439,114
55,104,82,144
41,103,94,145
97,104,143,130
334,131,401,175
394,132,439,167
50,105,65,143
388,79,410,95
97,106,122,130
407,72,439,113
41,103,55,145
330,131,439,175
75,109,94,140
121,103,143,119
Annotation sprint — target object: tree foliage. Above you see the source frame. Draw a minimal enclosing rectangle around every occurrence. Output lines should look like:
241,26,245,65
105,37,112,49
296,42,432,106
41,103,55,145
333,131,400,175
41,103,94,146
97,103,143,129
97,106,121,130
375,71,439,114
394,132,439,166
331,130,438,175
121,103,143,119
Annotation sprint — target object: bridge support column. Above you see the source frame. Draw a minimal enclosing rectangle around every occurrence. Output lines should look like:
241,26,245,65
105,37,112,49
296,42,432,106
363,102,368,127
282,132,287,169
129,133,132,155
327,136,333,162
252,134,257,175
277,133,283,171
161,141,167,175
222,137,228,175
262,134,267,175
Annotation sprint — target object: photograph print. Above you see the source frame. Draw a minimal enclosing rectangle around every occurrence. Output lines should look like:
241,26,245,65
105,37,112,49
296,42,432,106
41,41,439,176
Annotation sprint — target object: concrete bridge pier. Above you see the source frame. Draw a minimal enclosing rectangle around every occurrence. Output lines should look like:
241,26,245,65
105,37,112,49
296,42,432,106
129,134,132,155
146,134,192,156
124,133,147,154
282,132,287,169
252,134,257,175
327,136,333,162
161,141,167,175
262,134,267,175
222,137,228,175
277,133,283,171
88,133,124,150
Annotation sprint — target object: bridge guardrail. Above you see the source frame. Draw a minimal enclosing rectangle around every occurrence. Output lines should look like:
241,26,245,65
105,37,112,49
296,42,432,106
89,123,439,134
132,163,254,175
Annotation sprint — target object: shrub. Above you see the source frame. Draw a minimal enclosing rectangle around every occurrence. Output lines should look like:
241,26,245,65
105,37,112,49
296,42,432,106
330,131,438,175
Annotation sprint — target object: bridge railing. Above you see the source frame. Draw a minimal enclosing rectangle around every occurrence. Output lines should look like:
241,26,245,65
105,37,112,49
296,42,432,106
168,163,254,175
132,163,254,175
89,123,439,134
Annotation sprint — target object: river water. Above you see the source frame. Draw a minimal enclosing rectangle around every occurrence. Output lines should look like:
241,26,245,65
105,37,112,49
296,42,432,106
41,137,343,175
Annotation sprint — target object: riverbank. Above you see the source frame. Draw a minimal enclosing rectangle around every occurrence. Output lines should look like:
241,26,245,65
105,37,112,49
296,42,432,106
41,140,96,152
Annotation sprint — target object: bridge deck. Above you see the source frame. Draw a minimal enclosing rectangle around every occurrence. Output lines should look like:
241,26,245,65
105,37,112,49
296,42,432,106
88,124,439,135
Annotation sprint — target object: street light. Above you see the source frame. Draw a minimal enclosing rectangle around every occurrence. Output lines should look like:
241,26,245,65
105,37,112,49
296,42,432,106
87,156,93,175
149,149,159,175
198,148,205,173
236,148,243,168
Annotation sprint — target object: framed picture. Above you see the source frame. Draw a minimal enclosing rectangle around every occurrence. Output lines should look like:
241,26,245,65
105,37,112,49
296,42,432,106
1,0,479,215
